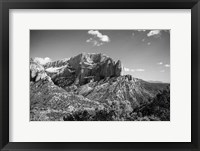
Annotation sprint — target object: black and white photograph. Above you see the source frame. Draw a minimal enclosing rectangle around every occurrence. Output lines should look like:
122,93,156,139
30,30,170,121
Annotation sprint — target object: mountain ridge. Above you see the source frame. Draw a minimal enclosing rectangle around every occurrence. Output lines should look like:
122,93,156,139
30,53,170,121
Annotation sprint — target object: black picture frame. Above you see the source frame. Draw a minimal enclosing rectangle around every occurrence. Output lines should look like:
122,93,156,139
0,0,199,151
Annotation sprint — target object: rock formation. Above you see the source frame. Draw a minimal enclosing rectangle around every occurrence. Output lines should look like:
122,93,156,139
30,60,50,82
43,53,122,87
30,53,170,121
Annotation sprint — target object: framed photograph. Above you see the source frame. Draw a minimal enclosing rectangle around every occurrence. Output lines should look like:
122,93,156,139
0,0,199,150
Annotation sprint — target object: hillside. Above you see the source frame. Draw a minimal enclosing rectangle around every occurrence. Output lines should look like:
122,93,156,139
30,53,170,121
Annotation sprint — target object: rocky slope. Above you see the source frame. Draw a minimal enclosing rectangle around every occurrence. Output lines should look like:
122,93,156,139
30,53,170,121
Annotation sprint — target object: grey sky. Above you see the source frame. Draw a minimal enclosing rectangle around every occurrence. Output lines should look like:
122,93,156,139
30,30,170,83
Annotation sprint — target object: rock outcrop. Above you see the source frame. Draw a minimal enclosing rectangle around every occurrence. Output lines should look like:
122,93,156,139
30,60,50,82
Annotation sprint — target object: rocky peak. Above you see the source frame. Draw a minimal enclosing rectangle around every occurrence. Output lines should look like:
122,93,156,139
30,61,50,82
66,53,122,85
44,58,69,68
31,53,122,87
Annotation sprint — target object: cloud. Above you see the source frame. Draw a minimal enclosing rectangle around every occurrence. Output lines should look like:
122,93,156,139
160,70,165,72
165,64,170,67
124,67,144,72
87,30,110,46
88,30,110,42
157,62,170,68
34,57,51,65
124,67,130,72
132,32,135,36
142,38,145,42
147,42,151,45
86,38,103,46
157,62,163,65
86,38,92,43
147,30,161,38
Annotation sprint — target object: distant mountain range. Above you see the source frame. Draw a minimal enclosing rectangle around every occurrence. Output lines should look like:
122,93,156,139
30,53,170,121
148,80,169,84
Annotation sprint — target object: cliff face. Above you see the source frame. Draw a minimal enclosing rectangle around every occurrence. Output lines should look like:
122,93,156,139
30,53,170,121
43,53,122,87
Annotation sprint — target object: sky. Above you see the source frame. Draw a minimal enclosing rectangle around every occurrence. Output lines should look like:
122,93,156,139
30,30,170,83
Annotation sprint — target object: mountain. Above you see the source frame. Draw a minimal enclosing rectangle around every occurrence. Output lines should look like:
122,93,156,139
148,80,169,84
30,53,170,121
43,53,122,87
